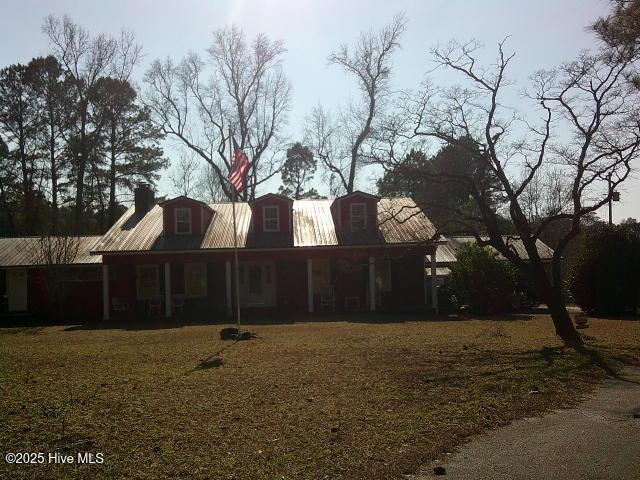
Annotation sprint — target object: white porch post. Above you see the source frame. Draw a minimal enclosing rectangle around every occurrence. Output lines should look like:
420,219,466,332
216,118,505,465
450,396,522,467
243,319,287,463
225,260,232,316
424,257,428,305
164,263,171,318
307,259,314,313
102,265,109,320
369,256,376,311
431,248,439,314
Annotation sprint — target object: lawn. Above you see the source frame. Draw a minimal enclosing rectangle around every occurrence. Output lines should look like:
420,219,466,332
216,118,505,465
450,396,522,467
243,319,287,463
1,313,639,480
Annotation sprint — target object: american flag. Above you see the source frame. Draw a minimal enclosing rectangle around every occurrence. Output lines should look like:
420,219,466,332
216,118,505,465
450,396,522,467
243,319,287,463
228,137,249,193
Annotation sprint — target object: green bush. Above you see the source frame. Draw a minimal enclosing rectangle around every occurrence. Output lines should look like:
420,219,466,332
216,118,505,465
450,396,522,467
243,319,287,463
569,223,640,315
446,244,517,314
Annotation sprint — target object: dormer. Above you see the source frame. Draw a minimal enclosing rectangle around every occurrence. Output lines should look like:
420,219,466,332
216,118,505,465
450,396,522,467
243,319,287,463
159,196,214,236
249,193,293,234
331,191,380,233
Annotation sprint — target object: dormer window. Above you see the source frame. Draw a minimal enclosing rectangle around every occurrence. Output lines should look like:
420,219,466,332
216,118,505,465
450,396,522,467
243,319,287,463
175,208,192,234
350,203,367,231
263,206,280,232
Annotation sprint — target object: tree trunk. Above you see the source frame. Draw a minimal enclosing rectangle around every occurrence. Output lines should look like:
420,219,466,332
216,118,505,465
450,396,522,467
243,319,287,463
0,179,15,234
539,272,582,347
18,131,34,235
50,119,58,233
108,123,117,227
74,105,88,230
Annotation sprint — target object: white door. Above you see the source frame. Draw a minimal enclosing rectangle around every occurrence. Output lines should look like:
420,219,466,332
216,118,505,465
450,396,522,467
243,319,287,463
7,269,28,312
240,262,276,307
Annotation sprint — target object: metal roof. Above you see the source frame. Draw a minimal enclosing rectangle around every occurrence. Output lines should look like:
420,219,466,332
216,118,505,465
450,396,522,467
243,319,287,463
431,235,554,265
93,197,438,254
0,236,102,267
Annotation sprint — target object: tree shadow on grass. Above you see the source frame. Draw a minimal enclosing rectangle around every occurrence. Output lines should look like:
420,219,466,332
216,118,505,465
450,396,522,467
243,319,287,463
397,343,639,389
184,335,256,374
574,344,640,385
195,357,224,370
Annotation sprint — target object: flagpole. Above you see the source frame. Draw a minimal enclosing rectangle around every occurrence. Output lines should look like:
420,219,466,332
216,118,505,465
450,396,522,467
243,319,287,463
229,128,242,332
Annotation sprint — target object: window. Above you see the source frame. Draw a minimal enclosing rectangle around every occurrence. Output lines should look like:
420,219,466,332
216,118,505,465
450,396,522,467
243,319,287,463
350,203,367,231
175,208,192,234
136,265,159,300
375,258,392,292
312,260,331,294
185,263,207,297
263,206,280,232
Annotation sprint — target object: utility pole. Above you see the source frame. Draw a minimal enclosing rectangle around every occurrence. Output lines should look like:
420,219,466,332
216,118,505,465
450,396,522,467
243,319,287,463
607,173,621,226
608,173,613,225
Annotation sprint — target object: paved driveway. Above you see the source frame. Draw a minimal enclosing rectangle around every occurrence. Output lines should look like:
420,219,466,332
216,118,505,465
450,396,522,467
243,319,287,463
417,367,640,480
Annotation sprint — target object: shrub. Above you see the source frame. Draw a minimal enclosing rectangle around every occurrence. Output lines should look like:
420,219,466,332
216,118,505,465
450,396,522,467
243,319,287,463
446,244,517,314
569,223,640,315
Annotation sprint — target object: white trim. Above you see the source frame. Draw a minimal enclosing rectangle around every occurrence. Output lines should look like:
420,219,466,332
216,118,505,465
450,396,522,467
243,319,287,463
369,256,375,311
136,264,160,300
307,259,313,313
238,260,277,307
174,208,192,235
6,268,28,312
350,202,367,232
262,205,280,232
164,263,171,317
102,265,109,320
431,248,439,314
375,257,392,292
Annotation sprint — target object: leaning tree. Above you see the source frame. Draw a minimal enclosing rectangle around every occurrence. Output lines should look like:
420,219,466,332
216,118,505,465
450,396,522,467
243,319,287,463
305,14,407,196
386,39,640,346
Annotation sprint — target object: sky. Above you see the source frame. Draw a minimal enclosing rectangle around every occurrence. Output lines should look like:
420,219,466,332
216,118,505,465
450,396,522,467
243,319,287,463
0,0,637,222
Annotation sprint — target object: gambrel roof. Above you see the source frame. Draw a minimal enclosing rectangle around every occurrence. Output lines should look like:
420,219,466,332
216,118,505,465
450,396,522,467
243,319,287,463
92,197,438,254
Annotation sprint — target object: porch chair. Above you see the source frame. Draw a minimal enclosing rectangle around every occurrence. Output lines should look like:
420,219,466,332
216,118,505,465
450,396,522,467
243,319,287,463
148,296,163,317
319,285,335,309
172,294,186,317
111,297,130,313
345,296,360,309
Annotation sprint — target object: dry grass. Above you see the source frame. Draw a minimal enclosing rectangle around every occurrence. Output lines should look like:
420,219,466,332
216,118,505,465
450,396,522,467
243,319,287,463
1,313,639,480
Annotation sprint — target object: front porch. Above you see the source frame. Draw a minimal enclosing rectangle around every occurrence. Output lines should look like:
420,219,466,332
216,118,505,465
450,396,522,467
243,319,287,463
101,250,435,320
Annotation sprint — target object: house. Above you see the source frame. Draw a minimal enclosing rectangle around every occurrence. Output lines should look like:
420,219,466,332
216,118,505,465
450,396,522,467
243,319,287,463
89,184,440,320
0,236,103,319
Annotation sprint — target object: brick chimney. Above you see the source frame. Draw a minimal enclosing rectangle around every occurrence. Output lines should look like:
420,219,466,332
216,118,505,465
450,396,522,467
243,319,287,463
134,182,154,216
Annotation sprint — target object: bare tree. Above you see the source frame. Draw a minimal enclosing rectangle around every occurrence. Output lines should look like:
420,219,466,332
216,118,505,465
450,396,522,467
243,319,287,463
26,234,81,313
391,39,640,346
169,152,225,202
169,153,201,198
144,26,291,201
42,15,141,228
306,14,406,194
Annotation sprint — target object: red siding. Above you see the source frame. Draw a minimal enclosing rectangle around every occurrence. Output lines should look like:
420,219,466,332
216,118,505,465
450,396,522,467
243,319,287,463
335,195,378,233
276,260,307,313
25,268,101,321
380,255,425,309
250,196,292,233
162,198,210,236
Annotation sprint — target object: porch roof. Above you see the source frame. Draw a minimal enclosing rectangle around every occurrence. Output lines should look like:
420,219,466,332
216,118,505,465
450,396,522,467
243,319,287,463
92,197,438,254
0,236,103,268
432,235,554,266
